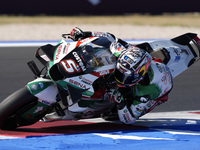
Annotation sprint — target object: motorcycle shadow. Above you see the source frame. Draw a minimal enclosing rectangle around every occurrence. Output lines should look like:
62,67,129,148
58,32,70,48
16,120,147,135
1,118,199,137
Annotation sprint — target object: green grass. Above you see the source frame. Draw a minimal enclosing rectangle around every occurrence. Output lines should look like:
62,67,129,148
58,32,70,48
0,13,200,27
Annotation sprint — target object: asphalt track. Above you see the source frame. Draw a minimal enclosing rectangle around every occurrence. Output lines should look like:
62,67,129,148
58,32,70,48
0,42,200,149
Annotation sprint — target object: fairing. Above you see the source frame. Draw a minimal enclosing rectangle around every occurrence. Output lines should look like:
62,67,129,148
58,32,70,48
47,37,116,104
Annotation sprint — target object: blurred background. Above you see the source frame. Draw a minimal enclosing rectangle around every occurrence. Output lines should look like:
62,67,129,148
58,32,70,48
0,0,200,41
0,0,200,15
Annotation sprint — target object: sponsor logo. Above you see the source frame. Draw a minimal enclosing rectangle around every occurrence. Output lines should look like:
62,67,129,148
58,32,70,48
99,70,110,76
112,41,125,52
38,83,44,88
69,79,87,89
76,37,95,47
136,107,143,112
156,63,163,73
173,48,180,56
30,82,45,91
124,56,134,64
33,106,43,113
41,100,51,105
93,32,107,37
173,48,181,62
123,108,131,123
174,56,180,62
55,44,62,60
181,49,190,55
63,43,70,54
79,76,93,85
161,66,171,85
123,114,131,123
31,84,38,91
91,68,114,77
72,52,86,71
147,101,153,108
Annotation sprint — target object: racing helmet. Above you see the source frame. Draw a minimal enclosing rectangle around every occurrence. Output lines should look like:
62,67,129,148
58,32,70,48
114,46,152,87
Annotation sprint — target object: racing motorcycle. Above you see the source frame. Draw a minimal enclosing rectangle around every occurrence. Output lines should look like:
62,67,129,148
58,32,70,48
0,32,199,130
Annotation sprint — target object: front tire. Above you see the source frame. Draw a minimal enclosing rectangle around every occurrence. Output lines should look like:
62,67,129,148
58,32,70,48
0,87,46,130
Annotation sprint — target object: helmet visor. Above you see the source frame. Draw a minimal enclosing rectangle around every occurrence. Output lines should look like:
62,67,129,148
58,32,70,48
114,68,139,87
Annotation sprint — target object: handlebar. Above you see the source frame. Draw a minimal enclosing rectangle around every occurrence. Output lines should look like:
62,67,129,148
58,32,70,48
62,34,71,39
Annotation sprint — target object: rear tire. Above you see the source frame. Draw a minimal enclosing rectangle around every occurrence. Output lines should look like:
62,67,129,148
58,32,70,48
0,87,42,130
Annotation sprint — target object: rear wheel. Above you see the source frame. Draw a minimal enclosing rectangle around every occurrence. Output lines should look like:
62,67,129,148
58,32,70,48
0,87,48,130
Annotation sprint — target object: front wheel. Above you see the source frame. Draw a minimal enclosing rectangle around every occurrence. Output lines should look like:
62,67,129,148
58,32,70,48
0,87,49,130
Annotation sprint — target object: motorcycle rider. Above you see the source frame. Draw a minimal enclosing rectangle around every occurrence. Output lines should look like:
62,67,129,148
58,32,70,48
60,27,173,125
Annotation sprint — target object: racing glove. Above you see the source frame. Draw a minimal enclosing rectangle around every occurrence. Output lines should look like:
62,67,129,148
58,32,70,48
117,100,148,125
70,27,92,41
70,27,85,41
118,105,136,125
106,89,137,124
106,88,122,104
117,97,137,124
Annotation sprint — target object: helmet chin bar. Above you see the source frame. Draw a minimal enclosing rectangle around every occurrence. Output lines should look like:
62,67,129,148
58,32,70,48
116,75,144,88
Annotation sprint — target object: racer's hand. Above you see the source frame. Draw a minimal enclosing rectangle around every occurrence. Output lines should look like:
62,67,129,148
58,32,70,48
70,27,84,41
118,105,136,124
106,89,122,104
106,89,137,124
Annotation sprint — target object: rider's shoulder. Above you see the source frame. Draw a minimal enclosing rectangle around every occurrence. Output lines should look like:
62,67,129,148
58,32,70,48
150,61,169,72
149,61,172,84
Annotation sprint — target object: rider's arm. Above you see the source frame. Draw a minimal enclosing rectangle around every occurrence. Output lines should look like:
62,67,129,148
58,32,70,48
117,97,150,125
91,32,130,49
117,100,137,124
112,84,170,125
70,27,116,42
69,27,130,48
117,87,171,125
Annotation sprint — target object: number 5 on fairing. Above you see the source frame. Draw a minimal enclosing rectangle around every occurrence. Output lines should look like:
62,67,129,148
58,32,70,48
60,59,81,74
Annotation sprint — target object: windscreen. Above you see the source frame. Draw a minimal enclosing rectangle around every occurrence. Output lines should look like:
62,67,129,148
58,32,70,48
49,37,116,81
77,43,116,70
